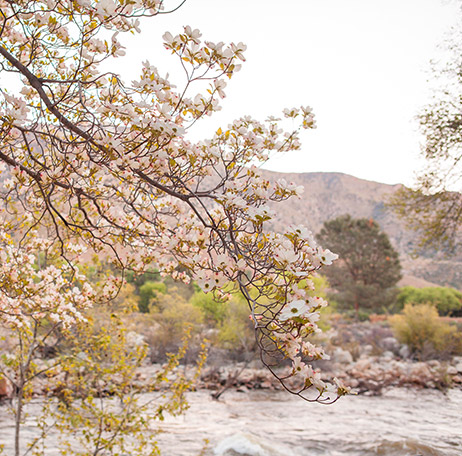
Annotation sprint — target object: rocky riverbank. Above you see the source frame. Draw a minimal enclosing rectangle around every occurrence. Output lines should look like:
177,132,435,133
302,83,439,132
1,320,462,399
194,354,462,398
3,356,459,402
195,318,462,396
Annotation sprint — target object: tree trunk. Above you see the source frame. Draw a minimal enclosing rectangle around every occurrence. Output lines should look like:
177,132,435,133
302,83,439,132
14,382,24,456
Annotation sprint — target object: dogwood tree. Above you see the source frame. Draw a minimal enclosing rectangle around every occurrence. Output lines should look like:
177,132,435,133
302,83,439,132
0,0,347,402
0,226,97,456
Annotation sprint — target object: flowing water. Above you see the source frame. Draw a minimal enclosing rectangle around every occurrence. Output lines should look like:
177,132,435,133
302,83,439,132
1,388,461,455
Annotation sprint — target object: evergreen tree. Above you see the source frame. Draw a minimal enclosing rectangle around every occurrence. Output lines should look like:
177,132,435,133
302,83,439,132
317,215,402,317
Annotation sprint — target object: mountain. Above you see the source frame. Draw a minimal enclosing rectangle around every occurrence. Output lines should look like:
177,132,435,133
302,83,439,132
261,170,462,290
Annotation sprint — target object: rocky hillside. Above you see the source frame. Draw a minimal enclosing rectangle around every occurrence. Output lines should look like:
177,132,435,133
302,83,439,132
261,170,462,290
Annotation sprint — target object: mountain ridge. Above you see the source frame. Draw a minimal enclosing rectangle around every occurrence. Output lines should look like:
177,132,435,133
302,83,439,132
260,170,462,290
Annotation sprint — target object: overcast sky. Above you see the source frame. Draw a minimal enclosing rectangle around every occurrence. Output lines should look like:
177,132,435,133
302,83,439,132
115,0,460,186
3,0,458,186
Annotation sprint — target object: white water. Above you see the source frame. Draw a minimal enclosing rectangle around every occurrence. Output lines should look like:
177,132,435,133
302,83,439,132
156,389,462,456
1,388,461,455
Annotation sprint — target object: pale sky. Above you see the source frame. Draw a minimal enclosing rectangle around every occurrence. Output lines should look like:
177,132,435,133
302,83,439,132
117,0,460,186
2,0,459,186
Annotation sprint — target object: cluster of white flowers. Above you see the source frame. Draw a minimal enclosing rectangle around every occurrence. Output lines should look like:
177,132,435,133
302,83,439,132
0,229,95,331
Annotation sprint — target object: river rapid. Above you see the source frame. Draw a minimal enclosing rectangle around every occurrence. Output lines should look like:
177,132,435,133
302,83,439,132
1,388,461,455
156,388,462,456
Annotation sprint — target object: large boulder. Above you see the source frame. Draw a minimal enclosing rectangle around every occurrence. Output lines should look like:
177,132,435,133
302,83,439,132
399,344,411,359
0,375,13,398
331,347,354,364
454,361,462,374
380,336,400,354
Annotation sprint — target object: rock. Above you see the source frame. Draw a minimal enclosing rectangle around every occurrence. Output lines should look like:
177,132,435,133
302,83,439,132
236,386,249,393
347,378,359,388
361,344,374,356
33,359,49,374
408,363,433,386
427,360,441,369
0,376,13,398
381,351,394,360
332,347,353,364
399,345,411,359
353,358,372,371
126,331,146,347
247,359,264,369
454,362,462,374
446,366,458,376
32,377,49,396
237,369,253,384
388,360,405,379
381,337,400,353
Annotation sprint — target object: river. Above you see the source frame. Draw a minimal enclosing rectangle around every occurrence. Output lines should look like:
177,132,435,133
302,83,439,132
1,388,461,455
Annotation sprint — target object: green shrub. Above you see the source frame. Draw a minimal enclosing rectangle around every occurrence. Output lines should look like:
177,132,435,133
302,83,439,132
138,281,167,313
137,291,204,361
218,296,256,355
190,290,227,325
390,303,462,359
396,286,462,316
